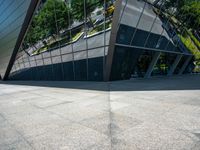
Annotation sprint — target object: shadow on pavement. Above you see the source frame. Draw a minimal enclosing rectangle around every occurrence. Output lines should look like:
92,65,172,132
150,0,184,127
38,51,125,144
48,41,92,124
1,74,200,91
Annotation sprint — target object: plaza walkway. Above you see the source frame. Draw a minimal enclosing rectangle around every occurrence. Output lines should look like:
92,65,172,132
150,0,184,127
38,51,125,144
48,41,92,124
0,75,200,149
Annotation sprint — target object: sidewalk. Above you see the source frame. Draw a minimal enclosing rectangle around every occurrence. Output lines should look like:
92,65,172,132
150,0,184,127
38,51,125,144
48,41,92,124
0,75,200,149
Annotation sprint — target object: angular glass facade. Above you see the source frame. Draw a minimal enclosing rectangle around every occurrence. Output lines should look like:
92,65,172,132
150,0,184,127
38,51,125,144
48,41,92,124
0,0,197,81
106,0,195,81
9,0,114,81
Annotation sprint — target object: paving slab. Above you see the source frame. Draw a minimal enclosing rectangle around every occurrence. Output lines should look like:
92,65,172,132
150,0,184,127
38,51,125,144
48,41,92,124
0,75,200,149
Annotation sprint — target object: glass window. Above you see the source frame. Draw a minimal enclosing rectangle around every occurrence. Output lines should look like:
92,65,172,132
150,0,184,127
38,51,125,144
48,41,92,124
152,52,177,76
8,0,114,81
132,50,154,78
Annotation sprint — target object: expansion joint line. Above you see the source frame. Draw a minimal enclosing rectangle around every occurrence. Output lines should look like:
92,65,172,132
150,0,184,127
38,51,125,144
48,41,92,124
107,81,113,149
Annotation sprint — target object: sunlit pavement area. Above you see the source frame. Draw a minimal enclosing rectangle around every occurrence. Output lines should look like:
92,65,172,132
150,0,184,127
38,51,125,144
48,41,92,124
0,75,200,150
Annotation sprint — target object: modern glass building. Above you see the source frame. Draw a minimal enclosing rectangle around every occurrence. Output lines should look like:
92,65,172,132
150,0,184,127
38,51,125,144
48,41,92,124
0,0,198,81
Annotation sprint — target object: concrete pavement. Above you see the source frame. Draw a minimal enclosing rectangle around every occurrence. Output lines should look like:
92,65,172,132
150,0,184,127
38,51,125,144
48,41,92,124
0,75,200,149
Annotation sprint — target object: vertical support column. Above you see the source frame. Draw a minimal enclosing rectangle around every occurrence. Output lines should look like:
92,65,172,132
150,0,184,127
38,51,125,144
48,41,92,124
144,51,161,78
178,55,193,75
104,0,122,81
167,54,182,76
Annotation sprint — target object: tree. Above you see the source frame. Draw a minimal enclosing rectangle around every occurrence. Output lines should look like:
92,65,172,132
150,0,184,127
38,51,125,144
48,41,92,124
164,0,185,11
71,0,85,21
24,0,71,47
24,17,43,50
180,1,200,29
71,0,103,21
163,0,200,30
38,0,70,38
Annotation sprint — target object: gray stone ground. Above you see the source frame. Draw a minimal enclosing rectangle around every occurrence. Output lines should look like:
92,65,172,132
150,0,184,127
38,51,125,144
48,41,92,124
0,75,200,150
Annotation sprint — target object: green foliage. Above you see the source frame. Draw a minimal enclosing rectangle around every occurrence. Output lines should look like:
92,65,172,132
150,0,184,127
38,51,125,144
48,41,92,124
188,31,200,49
180,1,200,29
88,21,112,35
24,0,113,53
164,0,200,30
25,0,71,47
164,0,185,10
72,32,83,41
37,0,71,36
71,0,103,21
179,34,200,60
71,0,85,21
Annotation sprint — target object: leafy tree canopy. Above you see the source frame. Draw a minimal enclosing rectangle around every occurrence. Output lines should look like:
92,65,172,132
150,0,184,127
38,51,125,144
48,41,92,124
180,1,200,29
71,0,104,21
164,0,200,30
25,0,70,46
